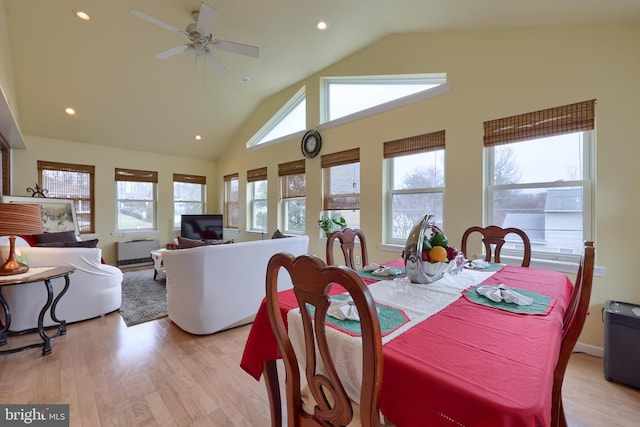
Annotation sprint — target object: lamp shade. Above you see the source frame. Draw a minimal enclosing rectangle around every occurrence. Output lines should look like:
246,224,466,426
0,203,44,236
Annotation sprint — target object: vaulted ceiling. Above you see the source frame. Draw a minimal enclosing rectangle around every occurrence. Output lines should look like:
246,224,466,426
4,0,639,160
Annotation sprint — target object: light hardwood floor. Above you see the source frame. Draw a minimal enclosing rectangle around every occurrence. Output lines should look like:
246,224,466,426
0,311,638,426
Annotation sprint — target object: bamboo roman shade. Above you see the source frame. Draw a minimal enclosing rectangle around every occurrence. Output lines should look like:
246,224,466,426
247,167,267,183
383,130,446,158
279,160,305,200
484,99,596,147
114,168,158,183
224,173,239,182
173,173,206,185
321,148,360,168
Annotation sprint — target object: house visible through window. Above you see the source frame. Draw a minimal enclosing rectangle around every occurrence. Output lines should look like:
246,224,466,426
484,99,595,261
173,173,206,228
224,173,239,229
321,148,360,232
38,160,95,234
384,130,445,244
279,159,305,234
115,168,157,232
247,167,268,232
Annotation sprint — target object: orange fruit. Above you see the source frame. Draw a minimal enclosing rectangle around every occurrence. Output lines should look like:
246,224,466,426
429,246,448,263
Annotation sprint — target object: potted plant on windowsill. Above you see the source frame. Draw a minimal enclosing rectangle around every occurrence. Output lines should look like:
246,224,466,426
318,215,347,238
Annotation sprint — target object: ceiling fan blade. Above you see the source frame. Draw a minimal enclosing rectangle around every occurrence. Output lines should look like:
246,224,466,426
205,49,228,75
212,40,260,58
156,44,188,59
196,3,219,38
131,9,187,36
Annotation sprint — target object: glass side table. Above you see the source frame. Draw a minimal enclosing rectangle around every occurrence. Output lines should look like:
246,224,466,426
0,266,75,356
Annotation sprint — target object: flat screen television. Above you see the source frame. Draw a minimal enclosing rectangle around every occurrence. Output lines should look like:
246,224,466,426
181,214,223,241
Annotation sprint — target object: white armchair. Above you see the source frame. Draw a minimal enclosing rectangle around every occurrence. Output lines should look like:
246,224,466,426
0,236,123,331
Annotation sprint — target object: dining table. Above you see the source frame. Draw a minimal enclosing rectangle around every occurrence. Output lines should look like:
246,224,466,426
240,257,574,427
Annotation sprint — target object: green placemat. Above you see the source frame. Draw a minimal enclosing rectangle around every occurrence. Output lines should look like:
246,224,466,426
308,296,409,337
463,286,556,315
357,267,406,281
464,262,504,272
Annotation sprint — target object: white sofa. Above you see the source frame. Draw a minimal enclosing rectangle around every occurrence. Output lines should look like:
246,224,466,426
0,236,123,331
162,235,309,335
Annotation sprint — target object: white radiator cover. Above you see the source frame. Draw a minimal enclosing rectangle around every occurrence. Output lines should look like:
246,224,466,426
117,239,159,267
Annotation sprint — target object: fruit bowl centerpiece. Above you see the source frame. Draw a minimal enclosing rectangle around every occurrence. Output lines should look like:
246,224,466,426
403,214,461,284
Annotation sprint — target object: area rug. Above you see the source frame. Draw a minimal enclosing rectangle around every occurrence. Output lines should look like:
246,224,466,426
120,269,168,327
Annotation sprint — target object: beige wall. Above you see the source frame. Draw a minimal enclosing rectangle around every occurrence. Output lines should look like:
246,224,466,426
10,136,217,264
219,23,640,348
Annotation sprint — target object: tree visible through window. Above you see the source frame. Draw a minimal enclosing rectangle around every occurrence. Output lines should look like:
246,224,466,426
247,167,268,232
224,173,239,229
115,168,157,232
173,173,206,228
384,131,445,244
279,160,305,234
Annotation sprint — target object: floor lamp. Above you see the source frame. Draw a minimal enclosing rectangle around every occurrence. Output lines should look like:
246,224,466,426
0,203,44,276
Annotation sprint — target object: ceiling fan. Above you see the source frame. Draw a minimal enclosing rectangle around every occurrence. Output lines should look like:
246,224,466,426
131,2,259,75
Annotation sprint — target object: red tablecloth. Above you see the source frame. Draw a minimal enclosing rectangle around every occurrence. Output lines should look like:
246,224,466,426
240,262,573,427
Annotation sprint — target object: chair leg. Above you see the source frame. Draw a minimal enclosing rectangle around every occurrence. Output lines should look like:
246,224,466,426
263,360,282,427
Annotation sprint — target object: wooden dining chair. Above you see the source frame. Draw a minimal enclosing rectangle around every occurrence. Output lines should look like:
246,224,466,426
265,253,384,427
551,241,595,427
460,225,532,267
326,228,369,270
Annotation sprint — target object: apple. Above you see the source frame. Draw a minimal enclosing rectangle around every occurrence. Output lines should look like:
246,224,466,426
446,246,458,261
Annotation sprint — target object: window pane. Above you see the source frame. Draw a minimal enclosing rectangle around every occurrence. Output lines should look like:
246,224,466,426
252,200,267,230
117,200,155,230
117,182,155,230
284,199,305,233
392,151,444,189
329,81,443,121
174,182,202,201
254,180,268,199
391,193,443,239
173,182,204,227
491,186,584,254
493,133,583,185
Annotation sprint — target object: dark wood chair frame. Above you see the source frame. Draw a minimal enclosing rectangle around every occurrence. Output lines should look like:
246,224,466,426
265,253,383,427
551,241,595,427
461,225,532,267
326,228,369,270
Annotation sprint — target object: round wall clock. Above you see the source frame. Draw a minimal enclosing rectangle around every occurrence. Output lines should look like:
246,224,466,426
301,130,322,158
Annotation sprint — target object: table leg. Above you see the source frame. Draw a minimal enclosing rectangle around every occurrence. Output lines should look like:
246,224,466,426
38,278,55,356
49,274,70,336
263,359,282,427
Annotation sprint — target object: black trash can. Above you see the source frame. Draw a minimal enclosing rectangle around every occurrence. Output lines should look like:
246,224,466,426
603,300,640,389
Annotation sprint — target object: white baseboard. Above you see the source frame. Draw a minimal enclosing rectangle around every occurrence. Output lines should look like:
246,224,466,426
573,342,604,358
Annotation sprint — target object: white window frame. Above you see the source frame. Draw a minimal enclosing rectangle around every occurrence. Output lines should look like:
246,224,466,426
484,131,594,263
385,150,445,245
115,181,157,234
321,74,447,125
248,179,268,232
247,86,306,149
172,179,206,229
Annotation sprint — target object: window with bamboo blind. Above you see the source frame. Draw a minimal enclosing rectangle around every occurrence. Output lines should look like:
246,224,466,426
383,130,446,244
38,161,95,234
483,100,595,261
114,167,158,232
224,173,239,229
247,167,268,232
279,159,305,233
173,173,206,228
321,148,360,229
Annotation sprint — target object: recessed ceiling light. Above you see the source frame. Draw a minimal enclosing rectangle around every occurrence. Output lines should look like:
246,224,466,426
194,134,202,141
74,10,91,21
65,107,76,115
316,20,328,31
